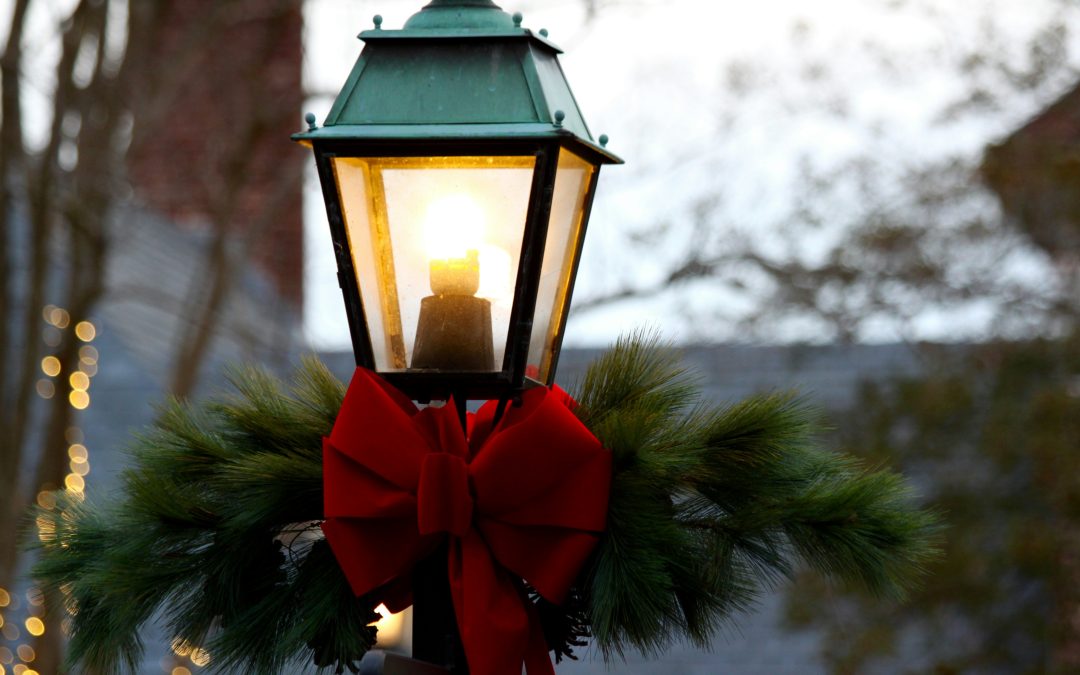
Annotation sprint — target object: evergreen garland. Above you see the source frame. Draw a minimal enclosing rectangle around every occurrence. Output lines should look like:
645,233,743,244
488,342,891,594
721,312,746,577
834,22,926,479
29,335,940,673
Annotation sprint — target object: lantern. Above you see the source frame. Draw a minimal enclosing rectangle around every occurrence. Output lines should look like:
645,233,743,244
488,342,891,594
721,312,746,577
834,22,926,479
296,0,621,403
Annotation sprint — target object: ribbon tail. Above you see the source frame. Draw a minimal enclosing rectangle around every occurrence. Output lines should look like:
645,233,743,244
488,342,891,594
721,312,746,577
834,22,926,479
449,532,548,675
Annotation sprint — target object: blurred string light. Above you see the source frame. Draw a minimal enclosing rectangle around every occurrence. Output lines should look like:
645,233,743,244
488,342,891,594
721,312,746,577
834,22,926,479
190,648,211,667
37,311,98,410
42,328,61,348
21,621,42,641
74,321,95,342
42,305,69,329
26,315,98,661
14,646,32,663
39,357,60,377
33,381,53,400
168,638,212,671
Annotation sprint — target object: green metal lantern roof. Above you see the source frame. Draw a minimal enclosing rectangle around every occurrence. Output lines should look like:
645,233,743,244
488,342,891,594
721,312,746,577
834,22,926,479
293,0,620,164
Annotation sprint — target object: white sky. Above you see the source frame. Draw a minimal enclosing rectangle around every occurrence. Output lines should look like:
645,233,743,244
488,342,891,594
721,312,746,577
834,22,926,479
302,0,1080,349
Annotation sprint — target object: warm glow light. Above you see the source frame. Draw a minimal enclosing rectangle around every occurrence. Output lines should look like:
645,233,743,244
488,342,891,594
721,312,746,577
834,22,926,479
69,372,90,391
74,321,96,342
64,474,85,492
0,646,10,663
69,390,89,410
23,620,43,639
477,244,513,301
172,668,192,675
35,492,57,510
71,461,90,477
369,603,406,648
46,307,70,328
79,362,98,377
25,590,43,608
190,647,211,667
171,639,192,657
68,444,88,461
15,645,33,663
79,345,98,364
424,194,485,261
12,665,25,675
35,380,54,400
0,588,10,606
36,515,55,542
422,194,514,300
40,357,61,377
62,593,78,617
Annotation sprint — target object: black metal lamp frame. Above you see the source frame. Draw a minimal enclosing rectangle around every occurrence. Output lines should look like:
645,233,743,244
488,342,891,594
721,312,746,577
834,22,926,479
311,138,604,404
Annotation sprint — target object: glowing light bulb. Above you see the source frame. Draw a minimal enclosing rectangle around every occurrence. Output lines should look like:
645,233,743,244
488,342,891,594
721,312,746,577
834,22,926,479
412,192,497,370
424,194,484,296
369,603,405,648
424,194,485,261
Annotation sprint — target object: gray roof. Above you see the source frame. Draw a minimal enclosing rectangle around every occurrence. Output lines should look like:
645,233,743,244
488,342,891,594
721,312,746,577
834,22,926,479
98,203,300,389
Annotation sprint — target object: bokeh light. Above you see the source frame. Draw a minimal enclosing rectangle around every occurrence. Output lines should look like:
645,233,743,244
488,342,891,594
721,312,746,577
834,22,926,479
69,372,90,391
40,357,60,377
68,390,89,410
74,321,95,342
190,647,211,667
34,380,54,399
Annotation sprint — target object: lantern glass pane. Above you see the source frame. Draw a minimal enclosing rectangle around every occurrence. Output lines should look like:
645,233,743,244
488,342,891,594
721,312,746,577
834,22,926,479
333,156,535,372
526,149,596,382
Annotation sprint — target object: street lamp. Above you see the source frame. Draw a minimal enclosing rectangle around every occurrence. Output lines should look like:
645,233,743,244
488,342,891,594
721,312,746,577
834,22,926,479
297,1,620,672
296,0,621,406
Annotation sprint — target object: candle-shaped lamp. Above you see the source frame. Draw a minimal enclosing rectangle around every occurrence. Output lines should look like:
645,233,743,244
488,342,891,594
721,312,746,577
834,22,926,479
412,194,496,371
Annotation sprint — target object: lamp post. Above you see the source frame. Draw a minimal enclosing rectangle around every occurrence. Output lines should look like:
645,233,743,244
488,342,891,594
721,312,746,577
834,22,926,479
297,1,620,671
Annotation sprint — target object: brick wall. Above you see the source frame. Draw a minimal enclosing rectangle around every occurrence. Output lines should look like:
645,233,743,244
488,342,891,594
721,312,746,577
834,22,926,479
127,0,305,307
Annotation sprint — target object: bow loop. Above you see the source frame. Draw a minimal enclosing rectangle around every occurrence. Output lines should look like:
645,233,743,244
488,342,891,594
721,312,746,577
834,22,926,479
322,368,611,675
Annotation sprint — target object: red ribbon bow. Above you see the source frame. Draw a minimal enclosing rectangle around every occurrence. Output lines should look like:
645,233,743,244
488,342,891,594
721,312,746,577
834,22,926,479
322,368,611,675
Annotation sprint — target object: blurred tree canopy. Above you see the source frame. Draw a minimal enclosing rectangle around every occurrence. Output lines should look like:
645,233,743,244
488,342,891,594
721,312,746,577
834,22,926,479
786,336,1080,673
573,0,1080,343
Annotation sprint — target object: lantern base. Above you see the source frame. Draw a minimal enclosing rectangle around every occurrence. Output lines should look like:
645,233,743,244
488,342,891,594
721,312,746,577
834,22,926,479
412,295,495,371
